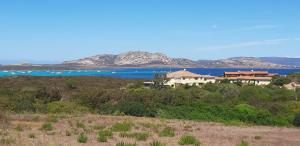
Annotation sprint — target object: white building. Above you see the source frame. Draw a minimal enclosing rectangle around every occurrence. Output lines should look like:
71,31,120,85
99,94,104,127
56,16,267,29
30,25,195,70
164,70,216,87
216,76,272,85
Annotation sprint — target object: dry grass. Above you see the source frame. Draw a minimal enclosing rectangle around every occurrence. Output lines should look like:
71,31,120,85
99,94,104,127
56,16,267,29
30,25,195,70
2,114,300,146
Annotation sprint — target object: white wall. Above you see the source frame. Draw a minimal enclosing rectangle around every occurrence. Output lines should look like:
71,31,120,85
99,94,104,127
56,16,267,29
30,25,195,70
164,77,216,87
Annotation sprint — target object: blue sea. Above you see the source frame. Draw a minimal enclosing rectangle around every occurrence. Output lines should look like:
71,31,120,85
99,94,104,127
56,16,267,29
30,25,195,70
0,68,299,79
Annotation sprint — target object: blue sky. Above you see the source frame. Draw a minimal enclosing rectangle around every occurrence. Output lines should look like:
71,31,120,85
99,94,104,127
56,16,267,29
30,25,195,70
0,0,300,64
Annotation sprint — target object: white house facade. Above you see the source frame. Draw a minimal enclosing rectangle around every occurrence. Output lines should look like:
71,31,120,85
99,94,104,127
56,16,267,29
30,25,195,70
164,70,216,87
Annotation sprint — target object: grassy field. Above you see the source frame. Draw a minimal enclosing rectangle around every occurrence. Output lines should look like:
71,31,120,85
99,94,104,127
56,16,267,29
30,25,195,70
1,114,300,146
1,76,300,145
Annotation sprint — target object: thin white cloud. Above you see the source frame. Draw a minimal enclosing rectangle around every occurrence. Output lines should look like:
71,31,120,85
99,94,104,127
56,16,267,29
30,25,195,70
201,37,300,51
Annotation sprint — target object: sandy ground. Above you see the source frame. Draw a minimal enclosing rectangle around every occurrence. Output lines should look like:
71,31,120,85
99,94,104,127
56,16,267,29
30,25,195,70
1,114,300,146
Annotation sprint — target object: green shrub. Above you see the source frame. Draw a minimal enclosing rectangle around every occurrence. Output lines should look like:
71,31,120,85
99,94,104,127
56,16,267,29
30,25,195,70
77,133,88,143
119,101,156,117
159,127,175,137
237,140,248,146
120,132,149,141
178,134,200,146
234,104,273,125
7,93,36,112
97,130,113,142
240,86,270,103
47,101,89,114
293,113,300,127
272,76,291,86
116,141,136,146
218,84,240,98
35,87,62,103
287,101,300,113
66,79,77,89
111,121,133,132
40,122,53,131
150,140,165,146
203,83,219,92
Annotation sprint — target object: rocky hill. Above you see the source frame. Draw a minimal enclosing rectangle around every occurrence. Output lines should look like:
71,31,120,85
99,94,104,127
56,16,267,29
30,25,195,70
63,51,200,68
259,57,300,67
63,51,298,68
197,57,295,68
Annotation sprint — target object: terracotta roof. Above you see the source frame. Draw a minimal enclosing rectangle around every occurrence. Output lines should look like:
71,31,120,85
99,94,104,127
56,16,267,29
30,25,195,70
225,71,269,75
166,70,201,78
226,76,272,81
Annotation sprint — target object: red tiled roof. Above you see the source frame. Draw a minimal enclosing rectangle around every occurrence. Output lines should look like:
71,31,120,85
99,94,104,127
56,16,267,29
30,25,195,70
166,70,201,78
226,76,272,81
224,71,269,75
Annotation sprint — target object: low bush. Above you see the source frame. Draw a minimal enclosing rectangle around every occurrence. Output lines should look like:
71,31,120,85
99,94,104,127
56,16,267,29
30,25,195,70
66,79,77,89
287,101,300,113
111,121,133,132
120,132,149,141
40,122,53,131
116,141,136,146
150,140,165,146
77,133,88,143
178,134,200,146
237,140,248,146
119,100,156,117
97,130,113,142
47,101,89,114
159,127,175,137
293,113,300,127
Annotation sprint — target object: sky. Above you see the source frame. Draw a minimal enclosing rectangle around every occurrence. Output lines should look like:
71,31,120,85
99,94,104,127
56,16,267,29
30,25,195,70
0,0,300,64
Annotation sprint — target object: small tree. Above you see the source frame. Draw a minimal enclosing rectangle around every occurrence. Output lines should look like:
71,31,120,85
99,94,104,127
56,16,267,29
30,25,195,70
152,73,166,89
293,113,300,127
66,79,77,89
272,76,291,86
220,78,231,84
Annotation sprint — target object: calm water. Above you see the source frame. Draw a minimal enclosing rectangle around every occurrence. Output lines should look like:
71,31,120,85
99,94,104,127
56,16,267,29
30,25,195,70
0,68,299,79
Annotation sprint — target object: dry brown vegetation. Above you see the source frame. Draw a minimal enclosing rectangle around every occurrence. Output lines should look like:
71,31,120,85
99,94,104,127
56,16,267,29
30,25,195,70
1,114,300,146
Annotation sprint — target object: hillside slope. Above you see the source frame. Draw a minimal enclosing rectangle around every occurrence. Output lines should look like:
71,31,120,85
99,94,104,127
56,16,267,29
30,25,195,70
63,51,298,68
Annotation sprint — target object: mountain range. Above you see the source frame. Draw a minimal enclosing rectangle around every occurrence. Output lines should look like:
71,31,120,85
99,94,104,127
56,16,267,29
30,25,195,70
0,51,299,69
62,51,300,68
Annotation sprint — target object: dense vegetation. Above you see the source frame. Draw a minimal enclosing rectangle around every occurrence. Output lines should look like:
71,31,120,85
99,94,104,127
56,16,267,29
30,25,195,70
0,74,300,127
